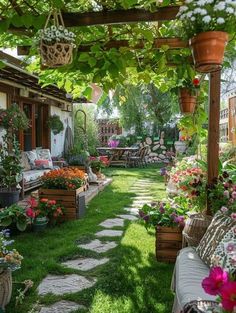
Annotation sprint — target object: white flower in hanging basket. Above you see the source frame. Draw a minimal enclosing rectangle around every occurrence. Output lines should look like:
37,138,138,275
38,10,76,68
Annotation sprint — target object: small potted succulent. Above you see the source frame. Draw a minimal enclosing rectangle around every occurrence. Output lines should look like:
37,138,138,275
177,1,236,72
0,229,23,310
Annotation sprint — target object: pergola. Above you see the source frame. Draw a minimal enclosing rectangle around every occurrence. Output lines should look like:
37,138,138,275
1,3,222,212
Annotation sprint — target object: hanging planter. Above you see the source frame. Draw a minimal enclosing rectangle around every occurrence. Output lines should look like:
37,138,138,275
190,31,228,73
47,114,64,135
179,88,197,114
38,9,76,68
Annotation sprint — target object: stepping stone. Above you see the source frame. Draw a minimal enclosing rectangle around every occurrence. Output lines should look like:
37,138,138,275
37,274,96,296
96,230,123,237
39,301,86,313
124,208,139,215
62,257,109,271
78,239,117,253
99,218,124,228
117,214,138,221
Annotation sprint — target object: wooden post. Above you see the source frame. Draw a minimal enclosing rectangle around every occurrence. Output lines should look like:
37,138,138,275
207,70,221,214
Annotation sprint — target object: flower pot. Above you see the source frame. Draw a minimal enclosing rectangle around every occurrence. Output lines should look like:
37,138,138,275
40,42,73,68
0,269,12,310
179,88,196,114
0,189,20,208
190,31,228,73
33,216,48,232
156,226,182,263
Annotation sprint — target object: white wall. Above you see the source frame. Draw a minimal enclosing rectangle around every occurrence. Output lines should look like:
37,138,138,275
50,105,73,157
0,92,7,143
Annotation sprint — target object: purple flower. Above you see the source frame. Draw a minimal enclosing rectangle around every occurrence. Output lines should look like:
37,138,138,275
143,215,150,222
174,215,185,226
231,213,236,220
232,191,236,199
159,206,165,214
139,210,145,218
226,243,235,253
224,190,230,198
221,206,228,213
170,212,177,220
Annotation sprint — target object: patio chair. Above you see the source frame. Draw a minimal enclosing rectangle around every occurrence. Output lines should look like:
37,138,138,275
127,146,147,167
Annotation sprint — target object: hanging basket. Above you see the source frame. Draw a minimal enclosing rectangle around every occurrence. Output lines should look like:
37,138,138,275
39,10,74,68
179,88,197,114
190,31,228,73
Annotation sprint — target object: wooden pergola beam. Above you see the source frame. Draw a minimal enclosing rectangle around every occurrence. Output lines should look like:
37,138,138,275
17,38,188,55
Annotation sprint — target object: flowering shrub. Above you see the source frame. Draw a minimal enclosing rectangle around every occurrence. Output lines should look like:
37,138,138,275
38,25,76,46
180,77,201,95
177,1,236,39
0,230,23,271
26,197,65,223
139,200,187,229
41,167,86,190
202,267,236,312
90,156,109,171
208,171,236,215
0,103,29,131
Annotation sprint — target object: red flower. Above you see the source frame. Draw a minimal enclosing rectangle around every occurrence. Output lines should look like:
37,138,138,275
48,200,56,205
202,267,229,296
40,198,48,203
193,78,200,86
28,197,37,208
26,208,35,219
221,281,236,311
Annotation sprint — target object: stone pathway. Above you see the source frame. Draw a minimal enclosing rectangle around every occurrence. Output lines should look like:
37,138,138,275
36,178,154,312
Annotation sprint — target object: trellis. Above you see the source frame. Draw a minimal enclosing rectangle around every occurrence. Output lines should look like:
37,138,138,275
1,3,223,213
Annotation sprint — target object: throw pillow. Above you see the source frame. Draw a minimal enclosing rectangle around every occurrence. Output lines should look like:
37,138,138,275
211,228,236,273
25,150,38,169
196,211,236,267
36,149,53,168
20,152,31,171
34,159,50,169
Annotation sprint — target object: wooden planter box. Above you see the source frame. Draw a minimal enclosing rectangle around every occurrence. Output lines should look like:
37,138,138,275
155,226,182,263
39,186,85,221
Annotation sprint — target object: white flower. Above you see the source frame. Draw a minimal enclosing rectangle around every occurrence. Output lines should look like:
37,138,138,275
179,6,188,13
200,9,207,15
226,7,234,13
51,25,57,31
197,0,206,6
186,11,193,17
194,8,202,14
203,15,211,23
214,2,226,11
191,16,196,21
217,17,225,24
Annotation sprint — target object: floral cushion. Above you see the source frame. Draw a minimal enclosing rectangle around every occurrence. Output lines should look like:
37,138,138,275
36,149,53,168
196,211,236,267
25,150,38,169
211,227,236,273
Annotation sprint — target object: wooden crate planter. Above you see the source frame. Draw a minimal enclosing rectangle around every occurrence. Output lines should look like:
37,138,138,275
155,226,182,263
39,186,85,221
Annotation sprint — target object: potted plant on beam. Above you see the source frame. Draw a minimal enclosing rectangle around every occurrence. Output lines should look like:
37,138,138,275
179,77,200,114
177,1,236,73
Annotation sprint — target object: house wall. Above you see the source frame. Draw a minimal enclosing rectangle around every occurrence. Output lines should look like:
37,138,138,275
50,105,73,157
0,92,7,142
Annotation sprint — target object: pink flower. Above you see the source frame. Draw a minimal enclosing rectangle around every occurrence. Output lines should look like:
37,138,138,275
221,281,236,311
226,243,235,253
202,267,229,296
221,206,228,213
27,197,37,208
231,213,236,220
224,190,230,198
232,191,236,199
26,208,35,219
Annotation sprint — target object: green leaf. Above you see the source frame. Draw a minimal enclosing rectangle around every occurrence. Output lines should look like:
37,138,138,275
0,216,13,227
16,220,27,231
64,80,72,93
78,53,90,62
83,86,92,100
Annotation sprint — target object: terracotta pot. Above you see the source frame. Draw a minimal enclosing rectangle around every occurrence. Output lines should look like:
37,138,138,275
190,31,228,73
155,226,182,263
0,269,12,310
179,88,196,114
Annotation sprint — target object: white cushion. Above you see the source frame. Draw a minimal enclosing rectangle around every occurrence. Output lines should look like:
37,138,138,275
174,247,216,309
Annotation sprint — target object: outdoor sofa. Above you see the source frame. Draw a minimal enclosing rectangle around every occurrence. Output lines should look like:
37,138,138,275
171,211,236,313
20,148,59,198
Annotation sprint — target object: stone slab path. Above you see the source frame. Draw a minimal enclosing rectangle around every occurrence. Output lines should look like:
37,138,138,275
62,257,109,271
78,239,118,253
39,301,86,313
36,178,155,312
38,274,96,296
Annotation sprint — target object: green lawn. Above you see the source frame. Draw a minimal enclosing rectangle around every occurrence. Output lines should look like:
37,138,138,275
7,165,174,313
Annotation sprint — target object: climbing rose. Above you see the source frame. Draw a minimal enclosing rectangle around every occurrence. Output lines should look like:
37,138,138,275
202,267,229,296
221,281,236,311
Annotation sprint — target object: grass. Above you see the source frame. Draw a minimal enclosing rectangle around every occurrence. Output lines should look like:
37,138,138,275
6,165,174,313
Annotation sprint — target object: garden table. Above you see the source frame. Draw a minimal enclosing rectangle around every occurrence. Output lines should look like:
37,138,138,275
96,147,139,167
